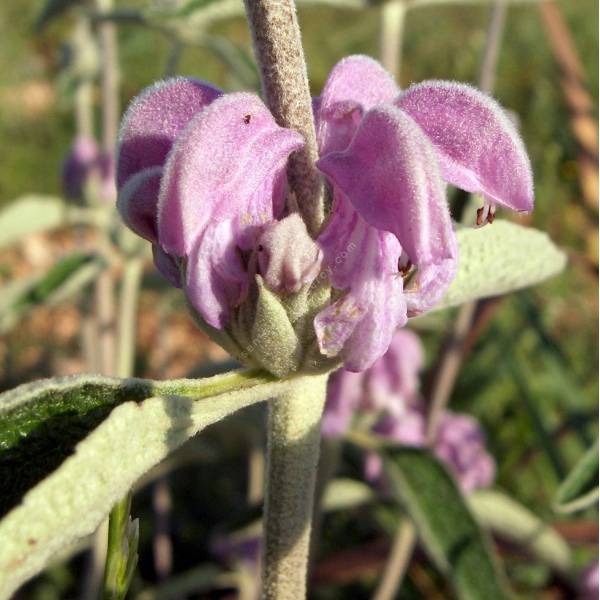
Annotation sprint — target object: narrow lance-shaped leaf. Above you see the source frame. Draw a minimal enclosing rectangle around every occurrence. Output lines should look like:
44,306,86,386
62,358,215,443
435,221,566,311
0,196,105,249
384,447,510,600
0,368,312,598
469,489,572,575
553,439,599,513
0,253,104,334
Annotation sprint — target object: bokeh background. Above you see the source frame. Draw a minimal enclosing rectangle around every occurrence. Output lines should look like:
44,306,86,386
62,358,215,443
0,0,597,598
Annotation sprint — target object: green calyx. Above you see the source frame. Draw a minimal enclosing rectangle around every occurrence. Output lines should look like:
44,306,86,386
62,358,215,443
187,274,337,378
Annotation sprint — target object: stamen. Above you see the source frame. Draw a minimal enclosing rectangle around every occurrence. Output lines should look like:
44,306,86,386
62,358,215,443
398,251,414,279
476,201,496,226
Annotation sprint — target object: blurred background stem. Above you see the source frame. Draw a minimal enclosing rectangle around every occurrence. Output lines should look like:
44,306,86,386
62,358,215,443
92,0,141,596
379,0,407,79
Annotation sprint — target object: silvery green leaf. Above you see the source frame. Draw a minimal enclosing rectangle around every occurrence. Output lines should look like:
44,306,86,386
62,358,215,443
436,221,566,311
553,439,599,514
0,196,104,249
0,368,301,598
384,448,510,599
469,490,572,575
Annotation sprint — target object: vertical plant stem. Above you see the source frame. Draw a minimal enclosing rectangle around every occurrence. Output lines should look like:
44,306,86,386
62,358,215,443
74,12,100,375
97,0,120,157
116,258,143,378
478,0,507,95
373,519,417,600
375,3,509,598
95,1,140,596
153,477,174,581
379,0,407,80
74,15,95,139
262,374,328,600
243,0,323,236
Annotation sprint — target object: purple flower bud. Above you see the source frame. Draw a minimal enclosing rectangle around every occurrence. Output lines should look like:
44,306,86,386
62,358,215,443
62,135,101,202
322,329,424,436
255,213,322,294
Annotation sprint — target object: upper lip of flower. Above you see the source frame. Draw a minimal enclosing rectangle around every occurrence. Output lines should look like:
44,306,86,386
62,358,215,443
115,54,534,372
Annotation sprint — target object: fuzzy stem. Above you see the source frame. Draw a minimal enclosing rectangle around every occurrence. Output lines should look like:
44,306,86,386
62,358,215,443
262,374,328,599
243,0,323,236
116,258,143,378
379,0,407,80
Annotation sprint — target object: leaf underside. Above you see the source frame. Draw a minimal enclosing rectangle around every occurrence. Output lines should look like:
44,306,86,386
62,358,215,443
0,368,292,598
436,220,567,311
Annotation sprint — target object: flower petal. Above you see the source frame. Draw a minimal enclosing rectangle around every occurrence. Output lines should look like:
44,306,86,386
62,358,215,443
117,77,221,189
116,166,162,242
152,244,181,288
256,214,323,294
185,220,248,328
157,93,304,257
315,193,408,371
396,81,534,213
317,105,458,315
322,368,364,437
316,55,399,155
363,328,424,413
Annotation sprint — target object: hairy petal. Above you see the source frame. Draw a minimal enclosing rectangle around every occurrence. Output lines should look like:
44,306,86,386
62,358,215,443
185,220,248,328
315,194,407,371
362,328,424,414
152,244,181,288
316,55,399,155
321,368,365,437
256,214,323,294
116,166,162,242
396,80,534,213
116,77,222,189
317,105,458,315
158,93,304,257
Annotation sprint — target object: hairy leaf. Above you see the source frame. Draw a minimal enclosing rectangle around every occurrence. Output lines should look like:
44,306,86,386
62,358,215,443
553,439,599,513
0,368,308,598
470,490,571,575
436,221,566,311
386,448,509,600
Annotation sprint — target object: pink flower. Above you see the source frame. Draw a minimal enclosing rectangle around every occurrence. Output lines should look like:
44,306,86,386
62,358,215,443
322,328,423,436
63,135,115,203
116,56,533,373
323,329,495,494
